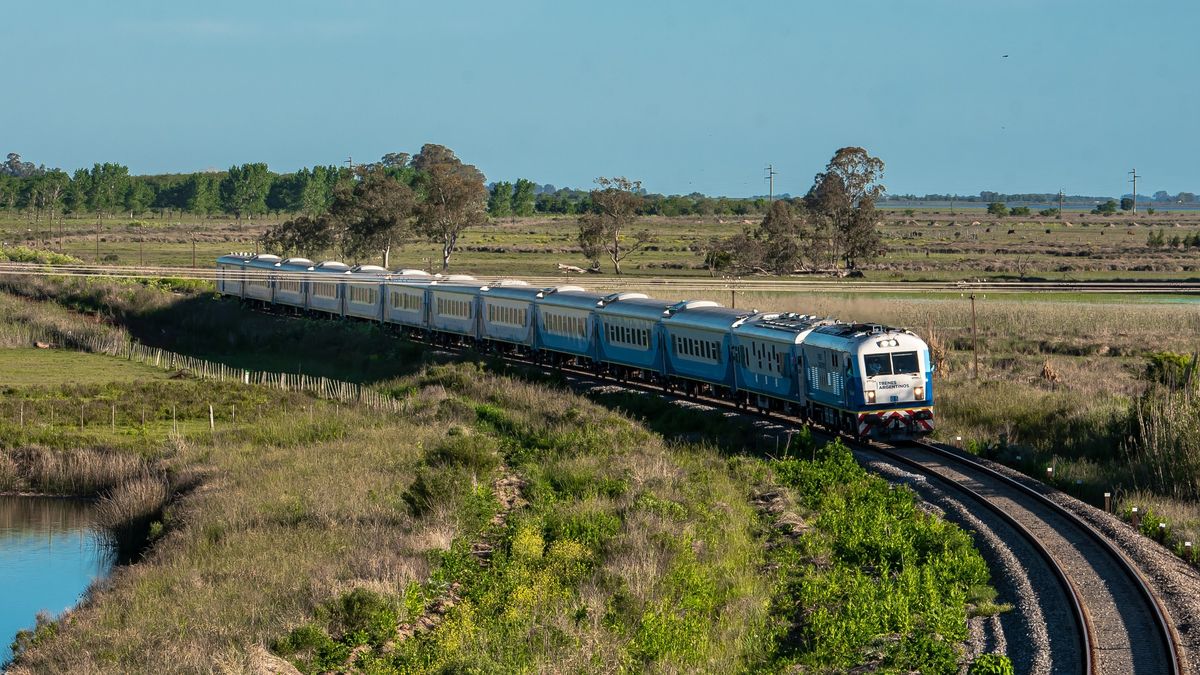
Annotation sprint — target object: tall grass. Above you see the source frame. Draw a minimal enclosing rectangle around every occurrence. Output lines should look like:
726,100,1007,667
1123,386,1200,501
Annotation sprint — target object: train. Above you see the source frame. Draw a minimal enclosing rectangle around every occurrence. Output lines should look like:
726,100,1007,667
216,253,935,439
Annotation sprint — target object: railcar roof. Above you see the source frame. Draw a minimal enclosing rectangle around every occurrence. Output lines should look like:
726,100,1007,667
536,288,606,310
662,302,753,330
734,313,832,343
596,293,670,320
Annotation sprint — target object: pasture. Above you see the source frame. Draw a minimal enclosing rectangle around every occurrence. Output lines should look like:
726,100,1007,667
3,206,1200,281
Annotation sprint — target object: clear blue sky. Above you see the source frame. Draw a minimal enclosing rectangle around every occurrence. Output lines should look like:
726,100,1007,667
3,0,1197,197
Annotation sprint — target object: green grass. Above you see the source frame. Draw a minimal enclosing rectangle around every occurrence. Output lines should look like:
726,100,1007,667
0,348,170,386
1,286,1007,673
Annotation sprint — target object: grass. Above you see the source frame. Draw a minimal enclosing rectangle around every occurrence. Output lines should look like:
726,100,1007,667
4,209,1200,281
0,349,170,386
1,284,1007,673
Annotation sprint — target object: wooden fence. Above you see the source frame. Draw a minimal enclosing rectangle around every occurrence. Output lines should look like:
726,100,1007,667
74,334,407,413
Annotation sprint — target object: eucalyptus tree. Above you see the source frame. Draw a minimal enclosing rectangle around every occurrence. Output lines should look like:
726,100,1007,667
578,176,651,275
412,144,489,271
805,147,886,272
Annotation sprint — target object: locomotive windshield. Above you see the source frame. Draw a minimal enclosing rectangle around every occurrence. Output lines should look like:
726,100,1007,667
864,354,892,376
864,351,920,376
891,351,919,375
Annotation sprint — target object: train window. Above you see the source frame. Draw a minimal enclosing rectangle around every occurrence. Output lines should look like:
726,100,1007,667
831,354,839,368
864,354,892,376
891,351,919,375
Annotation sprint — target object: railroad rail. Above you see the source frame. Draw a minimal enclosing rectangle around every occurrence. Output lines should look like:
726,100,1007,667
875,441,1183,674
2,260,1200,296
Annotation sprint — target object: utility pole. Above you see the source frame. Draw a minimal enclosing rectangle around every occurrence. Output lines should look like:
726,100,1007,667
345,155,354,173
764,164,777,202
1058,189,1065,218
1129,168,1140,215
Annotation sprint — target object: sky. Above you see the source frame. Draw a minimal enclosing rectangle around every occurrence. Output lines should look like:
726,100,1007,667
3,0,1197,197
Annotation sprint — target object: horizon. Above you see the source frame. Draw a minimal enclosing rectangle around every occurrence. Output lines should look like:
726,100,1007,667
3,1,1197,198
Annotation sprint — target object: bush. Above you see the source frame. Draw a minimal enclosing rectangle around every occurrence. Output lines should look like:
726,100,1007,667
0,246,82,265
969,652,1015,675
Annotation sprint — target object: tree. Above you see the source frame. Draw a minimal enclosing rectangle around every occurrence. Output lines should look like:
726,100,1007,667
124,179,155,216
512,178,537,217
84,163,131,220
220,163,272,223
1009,205,1031,216
299,166,339,216
412,144,489,270
578,176,650,275
488,181,513,218
332,169,416,262
1092,200,1118,215
1120,197,1134,211
261,215,337,258
805,148,886,272
755,200,802,274
2,153,39,178
184,173,222,216
987,202,1008,217
380,152,411,169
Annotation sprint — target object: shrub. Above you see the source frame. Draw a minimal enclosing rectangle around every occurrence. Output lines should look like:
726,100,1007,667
969,652,1015,675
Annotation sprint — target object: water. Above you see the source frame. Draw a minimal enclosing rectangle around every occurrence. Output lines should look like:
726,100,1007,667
0,496,112,660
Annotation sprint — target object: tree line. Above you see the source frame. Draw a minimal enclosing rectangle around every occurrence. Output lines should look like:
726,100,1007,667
1,146,888,276
0,150,776,232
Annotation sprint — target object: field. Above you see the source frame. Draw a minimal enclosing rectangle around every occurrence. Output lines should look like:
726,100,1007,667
0,282,1009,673
4,206,1200,281
0,349,169,386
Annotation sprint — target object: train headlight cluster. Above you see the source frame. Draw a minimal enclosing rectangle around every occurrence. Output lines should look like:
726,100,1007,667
913,386,925,400
865,390,876,403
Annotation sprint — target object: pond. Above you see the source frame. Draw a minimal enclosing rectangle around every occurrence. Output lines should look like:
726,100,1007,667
0,496,113,661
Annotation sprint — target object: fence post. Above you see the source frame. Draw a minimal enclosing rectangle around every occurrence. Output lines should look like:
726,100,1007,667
209,404,215,433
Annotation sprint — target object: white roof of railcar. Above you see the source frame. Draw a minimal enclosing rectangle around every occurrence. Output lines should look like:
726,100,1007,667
245,254,282,269
596,292,669,320
662,301,753,331
536,287,605,311
734,313,833,344
313,261,351,274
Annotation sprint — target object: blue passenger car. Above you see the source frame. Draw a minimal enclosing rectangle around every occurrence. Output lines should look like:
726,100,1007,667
426,276,480,339
243,254,281,303
661,301,753,394
216,253,253,298
595,293,668,376
478,280,540,350
273,257,314,310
307,261,350,316
732,313,830,410
534,286,603,362
383,270,433,329
344,265,388,322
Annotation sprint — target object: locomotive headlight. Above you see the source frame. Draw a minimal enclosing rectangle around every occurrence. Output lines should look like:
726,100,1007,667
913,386,925,400
865,390,876,403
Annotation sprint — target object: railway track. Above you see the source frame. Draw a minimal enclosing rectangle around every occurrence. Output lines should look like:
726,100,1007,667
2,261,1200,296
865,442,1184,674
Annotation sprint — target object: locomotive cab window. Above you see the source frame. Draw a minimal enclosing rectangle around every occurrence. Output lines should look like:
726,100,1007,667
864,354,892,376
891,351,919,375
